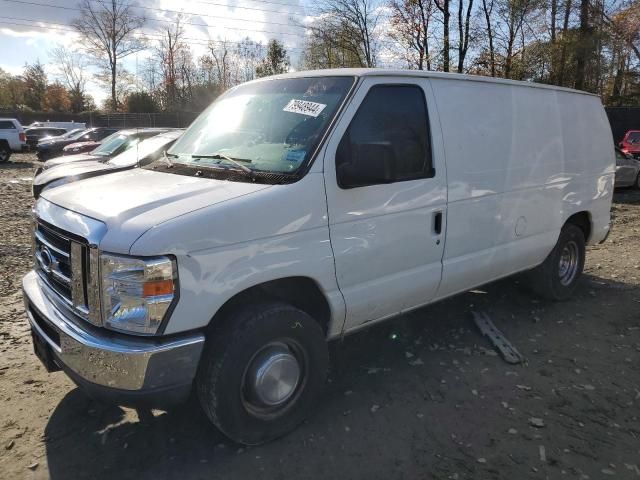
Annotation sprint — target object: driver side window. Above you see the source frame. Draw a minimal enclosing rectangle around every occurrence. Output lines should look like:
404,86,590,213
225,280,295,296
336,84,433,189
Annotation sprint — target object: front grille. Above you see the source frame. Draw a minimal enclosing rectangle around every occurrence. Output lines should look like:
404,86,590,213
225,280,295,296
33,221,101,325
34,222,74,303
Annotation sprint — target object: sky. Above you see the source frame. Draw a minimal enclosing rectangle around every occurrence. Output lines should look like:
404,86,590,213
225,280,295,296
0,0,314,104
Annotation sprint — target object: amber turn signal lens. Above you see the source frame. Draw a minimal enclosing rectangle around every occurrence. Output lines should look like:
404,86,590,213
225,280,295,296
142,279,174,297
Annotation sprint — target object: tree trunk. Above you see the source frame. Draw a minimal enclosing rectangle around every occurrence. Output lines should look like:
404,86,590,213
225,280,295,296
550,0,557,82
574,0,590,90
457,0,474,73
458,0,463,72
557,0,572,85
482,0,496,76
111,59,117,111
505,18,516,78
436,0,451,71
611,49,625,105
443,1,450,72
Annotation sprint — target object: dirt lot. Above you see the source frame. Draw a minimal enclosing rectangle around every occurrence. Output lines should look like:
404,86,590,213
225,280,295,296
0,153,639,480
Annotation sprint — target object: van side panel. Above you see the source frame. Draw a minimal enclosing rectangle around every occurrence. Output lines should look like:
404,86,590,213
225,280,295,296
555,92,615,244
431,78,613,299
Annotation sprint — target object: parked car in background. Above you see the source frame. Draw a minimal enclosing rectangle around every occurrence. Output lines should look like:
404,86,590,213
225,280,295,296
28,121,86,130
36,127,119,161
43,128,85,142
619,130,640,159
22,70,615,446
32,129,183,198
25,127,68,150
0,118,26,162
42,128,175,169
615,147,640,188
62,129,150,155
62,138,105,155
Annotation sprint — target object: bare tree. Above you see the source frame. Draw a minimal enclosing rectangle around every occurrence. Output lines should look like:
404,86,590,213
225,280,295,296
316,0,380,67
435,0,451,71
556,0,572,85
255,40,290,78
497,0,539,78
208,40,233,91
155,16,188,110
481,0,497,75
72,0,145,110
388,0,436,70
50,46,88,112
234,38,265,83
303,21,368,68
573,0,591,89
457,0,475,72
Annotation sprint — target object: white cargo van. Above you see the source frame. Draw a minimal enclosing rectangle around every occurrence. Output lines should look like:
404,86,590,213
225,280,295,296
22,69,614,445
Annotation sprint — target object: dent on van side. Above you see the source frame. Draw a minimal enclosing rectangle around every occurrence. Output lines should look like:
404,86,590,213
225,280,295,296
23,69,614,445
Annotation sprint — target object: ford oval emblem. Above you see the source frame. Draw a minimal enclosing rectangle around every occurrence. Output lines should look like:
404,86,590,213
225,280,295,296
40,247,53,270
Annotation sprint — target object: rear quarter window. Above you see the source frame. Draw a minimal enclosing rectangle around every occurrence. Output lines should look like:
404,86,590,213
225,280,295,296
0,121,17,129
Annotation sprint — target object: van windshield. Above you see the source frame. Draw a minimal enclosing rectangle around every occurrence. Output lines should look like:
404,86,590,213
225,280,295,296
168,76,355,175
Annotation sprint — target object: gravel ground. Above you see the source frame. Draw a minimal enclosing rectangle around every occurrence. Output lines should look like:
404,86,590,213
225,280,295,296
0,153,639,480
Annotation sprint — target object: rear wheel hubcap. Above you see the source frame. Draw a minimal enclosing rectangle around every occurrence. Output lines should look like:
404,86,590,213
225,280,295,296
558,240,579,286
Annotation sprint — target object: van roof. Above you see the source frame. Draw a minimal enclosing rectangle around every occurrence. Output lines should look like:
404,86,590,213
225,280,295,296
259,68,599,97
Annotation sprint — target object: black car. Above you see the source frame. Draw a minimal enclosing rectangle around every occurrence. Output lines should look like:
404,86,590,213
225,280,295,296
36,127,119,161
33,129,183,198
24,127,68,150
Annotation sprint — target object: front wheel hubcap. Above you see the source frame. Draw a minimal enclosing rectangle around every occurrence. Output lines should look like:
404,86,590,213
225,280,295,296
245,343,301,407
558,240,579,286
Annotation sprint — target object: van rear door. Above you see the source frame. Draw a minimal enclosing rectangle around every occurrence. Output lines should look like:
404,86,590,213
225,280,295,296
323,76,447,332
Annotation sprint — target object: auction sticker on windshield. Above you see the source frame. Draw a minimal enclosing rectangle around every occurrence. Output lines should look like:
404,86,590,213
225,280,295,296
283,99,327,117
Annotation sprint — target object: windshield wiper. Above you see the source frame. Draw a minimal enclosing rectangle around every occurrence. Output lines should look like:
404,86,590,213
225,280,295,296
162,151,178,168
191,153,255,180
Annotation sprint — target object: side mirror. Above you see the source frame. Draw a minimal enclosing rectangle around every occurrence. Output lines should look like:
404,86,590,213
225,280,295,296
337,141,395,188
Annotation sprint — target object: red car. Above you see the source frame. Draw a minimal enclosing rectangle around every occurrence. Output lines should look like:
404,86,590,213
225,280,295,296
62,130,119,155
619,130,640,159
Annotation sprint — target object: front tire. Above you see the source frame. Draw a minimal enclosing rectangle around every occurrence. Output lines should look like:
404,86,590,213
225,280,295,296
527,223,586,300
0,143,11,163
196,302,328,445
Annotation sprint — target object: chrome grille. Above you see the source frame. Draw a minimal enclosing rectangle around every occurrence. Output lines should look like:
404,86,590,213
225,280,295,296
33,221,101,325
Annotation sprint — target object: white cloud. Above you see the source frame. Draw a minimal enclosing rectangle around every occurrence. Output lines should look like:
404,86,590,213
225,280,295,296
0,0,309,105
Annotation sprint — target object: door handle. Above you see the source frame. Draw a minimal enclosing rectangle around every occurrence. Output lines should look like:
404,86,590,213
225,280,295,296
433,211,442,235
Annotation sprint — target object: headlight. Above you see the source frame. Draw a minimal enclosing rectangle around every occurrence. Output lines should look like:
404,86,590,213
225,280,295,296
100,253,177,335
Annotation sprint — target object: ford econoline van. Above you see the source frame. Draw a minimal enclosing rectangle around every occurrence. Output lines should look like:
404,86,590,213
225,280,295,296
22,69,615,445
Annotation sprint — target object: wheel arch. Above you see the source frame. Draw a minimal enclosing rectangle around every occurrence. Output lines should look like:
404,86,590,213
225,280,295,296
564,211,592,242
207,276,333,337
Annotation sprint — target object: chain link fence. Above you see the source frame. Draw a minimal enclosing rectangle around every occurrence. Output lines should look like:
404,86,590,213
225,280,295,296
0,111,200,129
2,107,639,143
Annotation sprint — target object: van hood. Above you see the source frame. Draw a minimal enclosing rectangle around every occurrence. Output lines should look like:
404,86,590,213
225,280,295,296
44,153,99,169
40,168,272,253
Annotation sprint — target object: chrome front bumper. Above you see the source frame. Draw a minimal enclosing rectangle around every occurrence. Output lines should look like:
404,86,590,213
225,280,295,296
22,270,205,399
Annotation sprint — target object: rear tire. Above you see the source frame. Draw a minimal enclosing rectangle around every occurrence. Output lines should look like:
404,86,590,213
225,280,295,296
0,143,11,163
527,223,585,300
196,302,328,445
634,172,640,190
